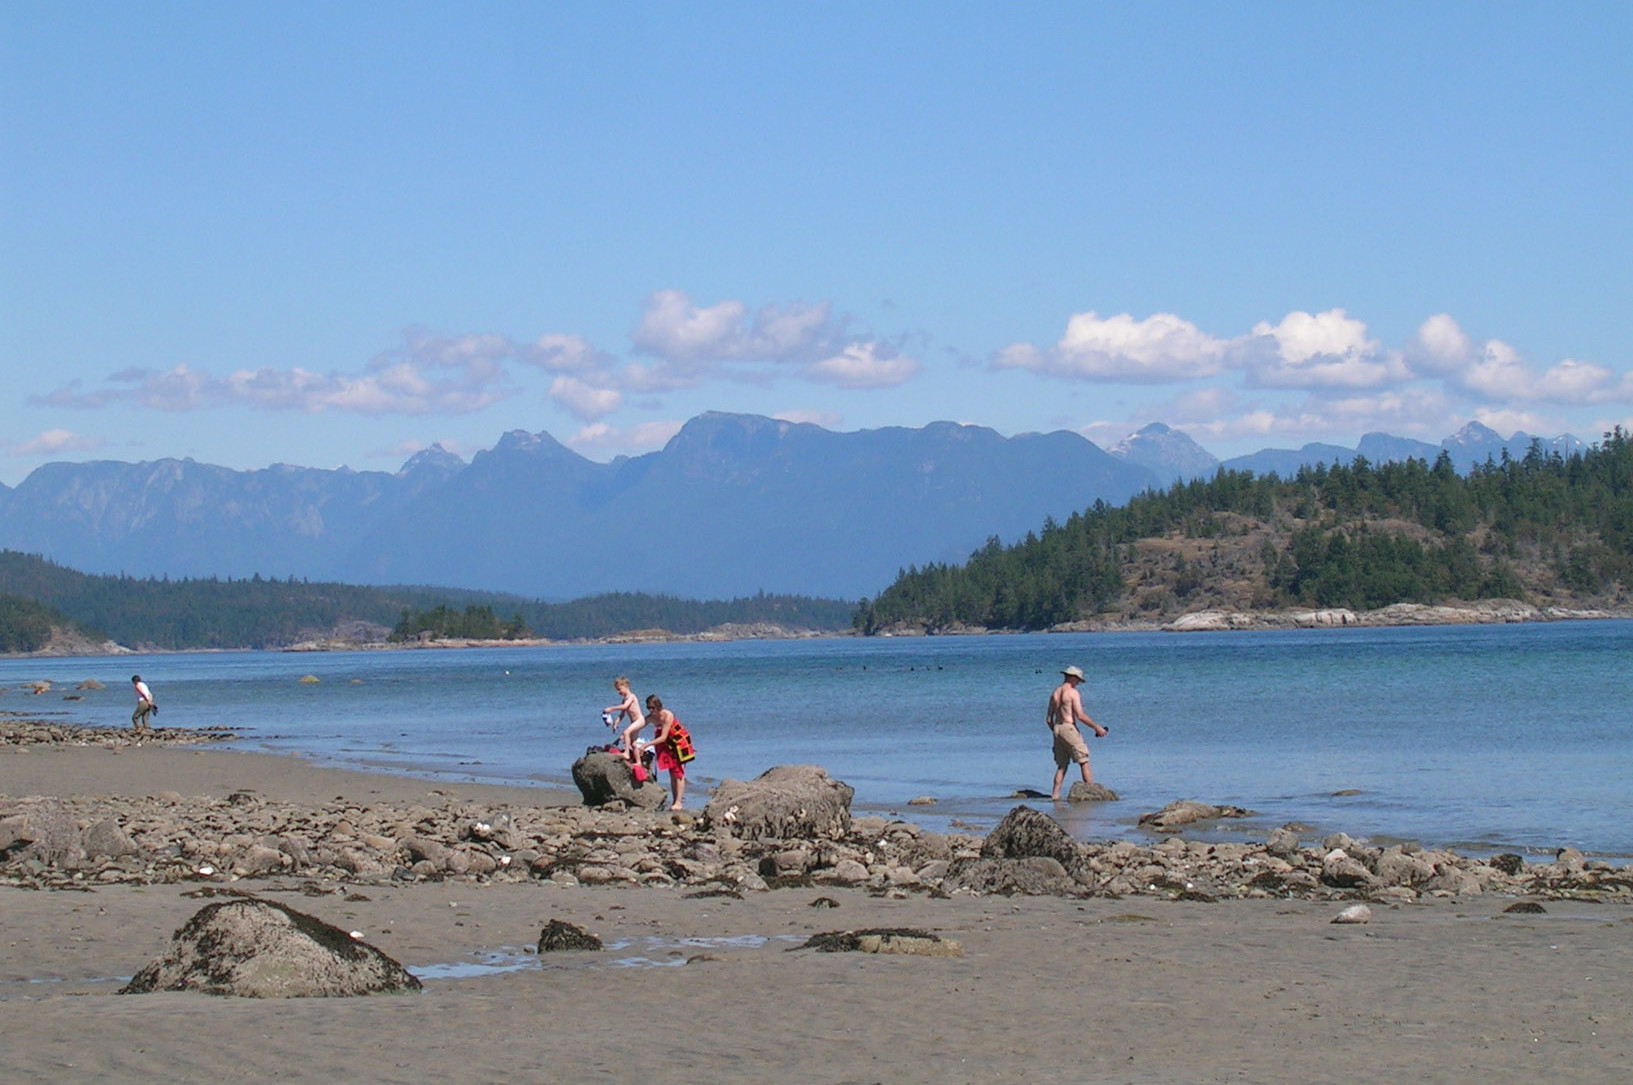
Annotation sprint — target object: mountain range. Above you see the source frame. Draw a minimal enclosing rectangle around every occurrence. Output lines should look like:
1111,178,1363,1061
0,413,1158,601
1115,420,1587,486
0,413,1589,601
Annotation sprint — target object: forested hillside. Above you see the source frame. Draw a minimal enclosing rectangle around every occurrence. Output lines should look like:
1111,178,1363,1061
0,551,854,651
855,430,1633,633
389,592,854,643
0,591,76,653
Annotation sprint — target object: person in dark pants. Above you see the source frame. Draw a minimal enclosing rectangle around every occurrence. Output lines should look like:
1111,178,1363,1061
131,674,157,731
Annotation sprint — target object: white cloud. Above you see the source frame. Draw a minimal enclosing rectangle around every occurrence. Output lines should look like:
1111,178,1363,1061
1166,386,1243,425
805,343,919,389
1472,406,1558,437
1236,309,1405,389
1406,314,1633,405
548,375,623,420
564,419,685,456
1535,359,1624,402
995,311,1228,382
627,289,916,392
632,289,833,364
7,429,108,456
35,330,520,416
1170,387,1455,447
217,359,512,415
773,408,844,427
1404,313,1474,376
32,365,216,411
521,333,613,375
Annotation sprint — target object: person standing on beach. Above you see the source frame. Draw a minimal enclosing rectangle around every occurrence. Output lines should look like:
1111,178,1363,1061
131,674,157,731
1047,665,1107,800
643,694,693,810
605,676,645,761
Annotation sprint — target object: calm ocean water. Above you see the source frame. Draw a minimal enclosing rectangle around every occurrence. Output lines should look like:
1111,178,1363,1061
6,621,1630,858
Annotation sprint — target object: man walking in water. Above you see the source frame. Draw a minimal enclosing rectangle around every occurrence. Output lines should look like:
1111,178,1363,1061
1048,665,1107,800
131,674,157,731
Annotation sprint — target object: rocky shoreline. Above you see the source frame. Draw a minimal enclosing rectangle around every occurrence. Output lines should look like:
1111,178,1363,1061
5,721,1627,906
14,597,1630,658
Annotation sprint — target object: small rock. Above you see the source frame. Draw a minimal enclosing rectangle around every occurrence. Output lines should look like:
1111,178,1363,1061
1066,782,1119,803
1331,904,1372,924
537,920,602,952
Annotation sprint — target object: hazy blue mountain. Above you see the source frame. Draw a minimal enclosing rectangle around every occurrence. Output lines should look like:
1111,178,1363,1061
1550,433,1589,457
1438,423,1589,473
1106,423,1220,486
398,442,467,481
1438,421,1510,472
0,457,421,582
1,412,1596,600
337,413,1160,599
1224,424,1587,478
1220,442,1356,478
1356,432,1440,464
0,413,1158,601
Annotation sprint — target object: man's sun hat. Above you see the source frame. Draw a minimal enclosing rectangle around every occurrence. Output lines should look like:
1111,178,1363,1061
1061,665,1085,680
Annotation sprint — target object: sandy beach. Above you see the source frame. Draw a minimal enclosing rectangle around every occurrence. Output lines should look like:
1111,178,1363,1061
4,736,1631,1084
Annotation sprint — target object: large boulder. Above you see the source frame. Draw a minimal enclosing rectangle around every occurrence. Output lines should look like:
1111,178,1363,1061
945,855,1084,896
980,805,1081,868
119,896,422,998
0,797,86,867
570,749,665,810
83,818,141,859
944,806,1093,894
1320,849,1379,890
704,765,854,840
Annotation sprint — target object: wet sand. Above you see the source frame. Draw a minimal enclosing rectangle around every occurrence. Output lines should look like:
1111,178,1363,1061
4,741,1631,1084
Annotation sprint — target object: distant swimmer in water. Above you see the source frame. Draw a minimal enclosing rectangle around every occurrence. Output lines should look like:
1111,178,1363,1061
1046,665,1106,800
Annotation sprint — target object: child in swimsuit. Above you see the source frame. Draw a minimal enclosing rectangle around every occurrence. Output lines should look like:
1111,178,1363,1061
605,676,645,764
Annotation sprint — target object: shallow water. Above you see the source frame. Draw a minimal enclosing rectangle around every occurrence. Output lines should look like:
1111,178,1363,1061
7,620,1631,856
410,933,804,979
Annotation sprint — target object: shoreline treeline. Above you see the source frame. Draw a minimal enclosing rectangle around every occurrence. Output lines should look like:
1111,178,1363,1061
855,429,1633,633
0,551,854,650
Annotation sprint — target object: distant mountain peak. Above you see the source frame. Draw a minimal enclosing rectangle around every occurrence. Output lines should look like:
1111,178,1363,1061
479,428,577,460
398,442,465,476
1447,420,1504,444
1107,422,1218,486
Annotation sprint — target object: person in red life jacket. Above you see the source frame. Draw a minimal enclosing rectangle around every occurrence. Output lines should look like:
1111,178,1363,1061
643,694,695,811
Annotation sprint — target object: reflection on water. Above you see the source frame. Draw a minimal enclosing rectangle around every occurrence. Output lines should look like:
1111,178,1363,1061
410,933,803,980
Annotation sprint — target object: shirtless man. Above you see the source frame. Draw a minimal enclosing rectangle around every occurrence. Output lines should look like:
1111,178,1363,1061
1047,665,1107,800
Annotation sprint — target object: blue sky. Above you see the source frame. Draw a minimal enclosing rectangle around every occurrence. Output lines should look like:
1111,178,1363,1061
2,3,1629,486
